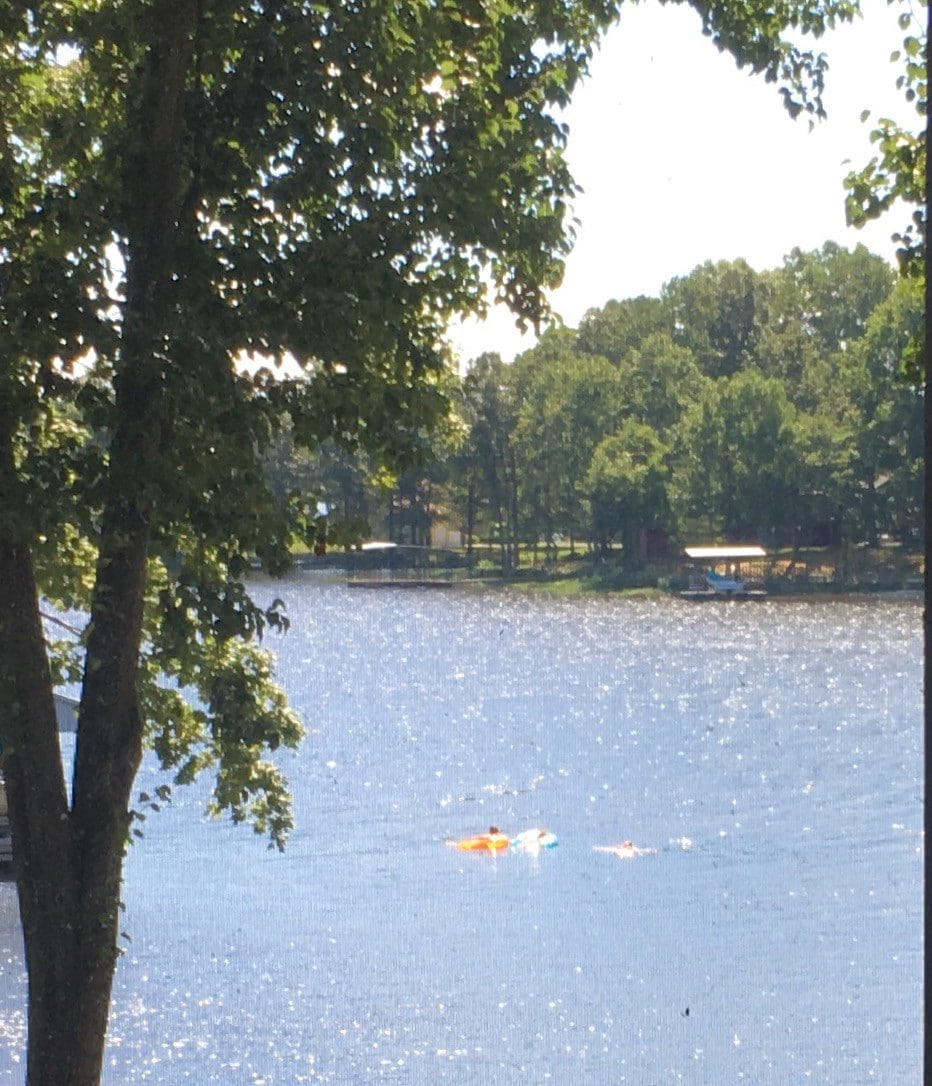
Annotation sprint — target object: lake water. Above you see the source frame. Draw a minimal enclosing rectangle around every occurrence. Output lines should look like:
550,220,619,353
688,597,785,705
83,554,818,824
0,582,922,1083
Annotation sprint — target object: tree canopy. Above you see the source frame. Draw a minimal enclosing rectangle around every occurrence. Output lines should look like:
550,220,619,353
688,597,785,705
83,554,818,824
383,245,921,563
2,1,631,1081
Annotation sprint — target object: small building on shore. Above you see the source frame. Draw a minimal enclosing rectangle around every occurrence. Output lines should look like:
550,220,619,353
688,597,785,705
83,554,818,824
681,544,768,599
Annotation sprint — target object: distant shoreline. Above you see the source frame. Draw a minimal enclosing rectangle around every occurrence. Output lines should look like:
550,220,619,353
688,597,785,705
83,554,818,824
268,543,925,599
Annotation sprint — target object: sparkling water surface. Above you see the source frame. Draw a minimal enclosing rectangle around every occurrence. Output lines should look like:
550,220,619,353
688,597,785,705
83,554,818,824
0,582,921,1082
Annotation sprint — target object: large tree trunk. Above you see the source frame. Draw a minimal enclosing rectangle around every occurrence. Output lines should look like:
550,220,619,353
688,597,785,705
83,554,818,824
0,457,152,1086
0,6,199,1083
0,541,83,1084
0,487,139,1085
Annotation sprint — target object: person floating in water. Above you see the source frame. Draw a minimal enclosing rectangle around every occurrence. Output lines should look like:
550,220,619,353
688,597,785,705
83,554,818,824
593,840,657,860
512,828,558,852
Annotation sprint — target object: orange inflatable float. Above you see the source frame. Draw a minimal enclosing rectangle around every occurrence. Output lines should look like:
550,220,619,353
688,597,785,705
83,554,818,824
451,827,510,852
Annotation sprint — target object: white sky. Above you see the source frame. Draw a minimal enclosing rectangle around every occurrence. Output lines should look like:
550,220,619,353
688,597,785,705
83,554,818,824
447,0,919,365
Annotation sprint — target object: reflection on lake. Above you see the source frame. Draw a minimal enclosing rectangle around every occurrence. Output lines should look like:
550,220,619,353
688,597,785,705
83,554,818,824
0,582,922,1082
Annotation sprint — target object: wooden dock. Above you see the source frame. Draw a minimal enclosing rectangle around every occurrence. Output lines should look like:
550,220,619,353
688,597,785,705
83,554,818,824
679,588,767,601
347,578,456,589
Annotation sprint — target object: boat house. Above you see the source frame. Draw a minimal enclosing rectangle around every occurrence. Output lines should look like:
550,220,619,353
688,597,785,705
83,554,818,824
681,545,767,599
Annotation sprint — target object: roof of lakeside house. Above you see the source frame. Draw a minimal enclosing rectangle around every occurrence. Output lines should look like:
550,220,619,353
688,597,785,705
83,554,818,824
684,545,767,560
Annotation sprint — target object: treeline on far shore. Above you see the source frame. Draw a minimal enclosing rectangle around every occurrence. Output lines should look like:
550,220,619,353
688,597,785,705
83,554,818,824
265,243,924,578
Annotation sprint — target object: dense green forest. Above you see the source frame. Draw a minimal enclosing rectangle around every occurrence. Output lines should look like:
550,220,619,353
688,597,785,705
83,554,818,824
268,242,924,569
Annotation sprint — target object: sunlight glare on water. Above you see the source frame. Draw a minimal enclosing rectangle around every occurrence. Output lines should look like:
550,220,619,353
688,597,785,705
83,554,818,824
0,582,920,1083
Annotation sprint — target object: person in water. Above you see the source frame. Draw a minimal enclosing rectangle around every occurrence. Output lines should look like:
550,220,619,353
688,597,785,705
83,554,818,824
512,827,557,851
477,826,509,850
593,840,657,859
